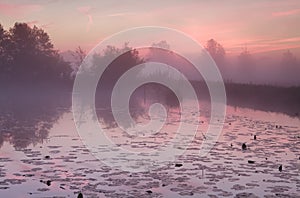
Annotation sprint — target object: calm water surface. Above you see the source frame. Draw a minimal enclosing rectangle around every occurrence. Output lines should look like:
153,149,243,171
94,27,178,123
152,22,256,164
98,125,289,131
0,96,299,198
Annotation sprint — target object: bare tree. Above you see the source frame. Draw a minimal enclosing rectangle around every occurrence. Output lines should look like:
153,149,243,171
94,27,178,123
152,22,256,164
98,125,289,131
71,46,86,77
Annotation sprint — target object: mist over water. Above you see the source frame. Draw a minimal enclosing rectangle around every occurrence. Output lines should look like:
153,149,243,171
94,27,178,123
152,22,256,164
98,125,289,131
136,47,300,87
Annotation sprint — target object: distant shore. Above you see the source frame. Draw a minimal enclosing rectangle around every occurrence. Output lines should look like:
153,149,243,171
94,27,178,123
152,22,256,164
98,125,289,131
192,81,300,117
1,81,299,118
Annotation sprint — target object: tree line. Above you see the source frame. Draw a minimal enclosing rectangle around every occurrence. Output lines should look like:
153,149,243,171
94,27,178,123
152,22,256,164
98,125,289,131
0,22,299,87
0,23,72,85
0,23,143,88
204,39,300,85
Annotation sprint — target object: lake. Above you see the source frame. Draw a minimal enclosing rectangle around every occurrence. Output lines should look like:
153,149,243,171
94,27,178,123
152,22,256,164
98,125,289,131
0,93,299,198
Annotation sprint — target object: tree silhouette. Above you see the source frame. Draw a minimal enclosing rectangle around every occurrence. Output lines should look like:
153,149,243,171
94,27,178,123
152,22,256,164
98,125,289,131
238,47,253,66
0,24,13,80
236,47,256,83
94,42,144,86
205,39,225,63
152,40,170,50
82,43,145,127
0,24,7,61
0,91,70,149
205,39,228,79
0,22,72,85
71,46,86,77
280,50,299,84
281,50,297,68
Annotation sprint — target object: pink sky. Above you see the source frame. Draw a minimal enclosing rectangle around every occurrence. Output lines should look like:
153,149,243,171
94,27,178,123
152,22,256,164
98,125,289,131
0,0,300,55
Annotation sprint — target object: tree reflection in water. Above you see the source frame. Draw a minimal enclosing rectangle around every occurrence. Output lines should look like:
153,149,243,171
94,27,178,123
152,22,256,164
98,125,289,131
0,90,71,150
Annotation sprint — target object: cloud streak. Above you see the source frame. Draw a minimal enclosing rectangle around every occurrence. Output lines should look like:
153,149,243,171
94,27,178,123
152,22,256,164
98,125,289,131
106,12,136,17
227,37,300,54
25,20,54,30
272,9,300,17
77,6,93,32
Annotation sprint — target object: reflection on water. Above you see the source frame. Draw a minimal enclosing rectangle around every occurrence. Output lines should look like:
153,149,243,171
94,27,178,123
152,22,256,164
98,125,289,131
0,91,71,150
0,91,299,197
96,84,180,129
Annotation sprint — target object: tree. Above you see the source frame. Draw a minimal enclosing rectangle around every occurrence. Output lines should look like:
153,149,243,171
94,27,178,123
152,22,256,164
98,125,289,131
0,24,7,61
205,39,229,79
0,24,13,79
70,46,86,77
237,47,256,83
93,42,143,86
238,47,253,67
91,43,145,127
7,22,71,83
205,39,225,63
280,50,299,84
152,40,170,50
281,50,297,68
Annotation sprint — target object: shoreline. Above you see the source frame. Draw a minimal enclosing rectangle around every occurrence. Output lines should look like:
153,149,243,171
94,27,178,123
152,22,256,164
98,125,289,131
0,81,299,118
